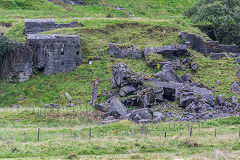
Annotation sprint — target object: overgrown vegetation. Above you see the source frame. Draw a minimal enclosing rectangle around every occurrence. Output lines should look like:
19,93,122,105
0,34,18,56
185,0,240,47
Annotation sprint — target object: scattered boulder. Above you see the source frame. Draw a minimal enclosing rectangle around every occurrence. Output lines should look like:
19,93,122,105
119,86,136,97
112,63,145,87
44,103,60,108
179,92,197,108
144,44,189,58
108,43,142,59
95,103,109,112
181,73,192,83
108,98,128,118
232,82,240,94
210,53,227,60
129,108,152,123
215,95,226,106
13,104,22,108
67,103,75,107
190,61,199,71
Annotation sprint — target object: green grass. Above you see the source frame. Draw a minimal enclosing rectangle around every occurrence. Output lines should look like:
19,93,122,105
0,111,238,159
0,0,240,158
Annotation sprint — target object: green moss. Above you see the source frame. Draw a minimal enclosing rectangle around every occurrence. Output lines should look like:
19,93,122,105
145,53,167,67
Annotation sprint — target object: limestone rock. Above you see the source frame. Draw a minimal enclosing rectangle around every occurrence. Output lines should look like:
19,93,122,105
210,53,227,60
108,43,142,59
155,64,182,83
108,98,128,118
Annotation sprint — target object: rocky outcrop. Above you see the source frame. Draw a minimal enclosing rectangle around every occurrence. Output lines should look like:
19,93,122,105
94,63,240,124
108,43,142,59
179,32,239,55
25,19,78,34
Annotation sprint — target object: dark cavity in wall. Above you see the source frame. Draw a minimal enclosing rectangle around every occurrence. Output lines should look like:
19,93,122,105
197,25,217,41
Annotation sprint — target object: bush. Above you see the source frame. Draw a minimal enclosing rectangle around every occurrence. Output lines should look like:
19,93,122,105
0,34,18,56
185,0,240,48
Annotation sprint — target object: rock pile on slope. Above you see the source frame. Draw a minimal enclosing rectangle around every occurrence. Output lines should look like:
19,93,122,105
95,63,240,124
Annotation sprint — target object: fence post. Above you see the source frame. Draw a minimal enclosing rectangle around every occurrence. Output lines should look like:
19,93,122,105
164,130,166,138
190,126,192,137
141,125,144,135
238,128,240,139
24,132,27,142
37,128,40,142
89,128,92,138
215,129,217,138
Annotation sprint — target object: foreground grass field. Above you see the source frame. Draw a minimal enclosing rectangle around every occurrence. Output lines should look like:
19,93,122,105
0,108,239,159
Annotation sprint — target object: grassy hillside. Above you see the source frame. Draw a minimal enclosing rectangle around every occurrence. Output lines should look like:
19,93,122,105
0,1,240,159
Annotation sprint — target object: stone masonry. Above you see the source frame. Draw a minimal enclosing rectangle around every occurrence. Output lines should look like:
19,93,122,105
25,19,78,34
27,34,82,76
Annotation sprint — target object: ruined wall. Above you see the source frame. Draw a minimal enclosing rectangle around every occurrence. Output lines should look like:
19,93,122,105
0,45,33,82
179,32,239,55
25,19,78,34
27,34,82,76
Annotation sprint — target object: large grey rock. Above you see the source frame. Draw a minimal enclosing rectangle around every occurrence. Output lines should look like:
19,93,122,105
119,86,136,97
191,86,213,106
155,64,182,83
144,44,189,58
232,82,240,94
152,81,181,101
210,53,227,60
112,63,145,87
129,108,152,122
108,43,142,59
215,95,226,106
179,92,197,107
95,103,109,112
108,98,128,118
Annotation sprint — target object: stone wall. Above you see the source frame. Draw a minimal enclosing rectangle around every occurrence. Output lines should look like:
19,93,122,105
27,34,82,76
179,32,239,55
0,45,33,82
25,19,78,34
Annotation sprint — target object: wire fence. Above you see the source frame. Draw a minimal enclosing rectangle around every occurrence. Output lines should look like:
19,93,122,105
0,126,239,142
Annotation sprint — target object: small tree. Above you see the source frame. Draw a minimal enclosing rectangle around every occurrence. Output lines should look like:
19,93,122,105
185,0,240,48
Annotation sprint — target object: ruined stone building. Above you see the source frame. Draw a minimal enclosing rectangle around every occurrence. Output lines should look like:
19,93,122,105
0,19,82,82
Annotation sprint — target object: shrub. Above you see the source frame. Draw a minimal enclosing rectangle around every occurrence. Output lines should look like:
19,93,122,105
0,34,18,56
185,0,240,48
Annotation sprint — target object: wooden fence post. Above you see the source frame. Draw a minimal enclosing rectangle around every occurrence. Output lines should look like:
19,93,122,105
215,129,217,138
24,132,27,142
89,128,92,138
190,126,192,137
37,128,40,142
